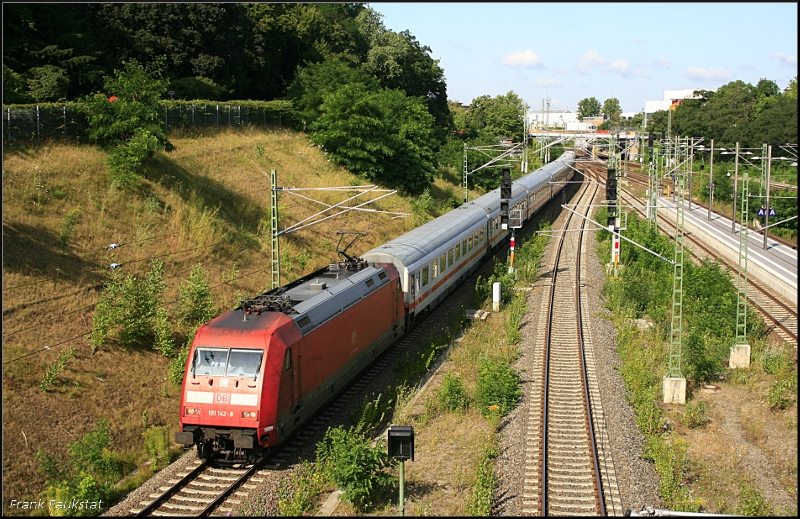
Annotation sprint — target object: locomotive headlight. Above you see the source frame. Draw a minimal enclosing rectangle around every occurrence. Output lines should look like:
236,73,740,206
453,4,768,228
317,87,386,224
185,407,201,415
241,411,258,419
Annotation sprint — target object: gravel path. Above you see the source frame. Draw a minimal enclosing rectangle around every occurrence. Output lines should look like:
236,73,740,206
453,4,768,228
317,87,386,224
493,180,663,516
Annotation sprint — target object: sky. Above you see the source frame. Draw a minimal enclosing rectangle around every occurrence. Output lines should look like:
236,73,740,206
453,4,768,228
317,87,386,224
369,2,798,114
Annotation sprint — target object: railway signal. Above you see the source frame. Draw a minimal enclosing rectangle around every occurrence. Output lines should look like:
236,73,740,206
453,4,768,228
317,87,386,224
606,167,618,230
500,167,511,230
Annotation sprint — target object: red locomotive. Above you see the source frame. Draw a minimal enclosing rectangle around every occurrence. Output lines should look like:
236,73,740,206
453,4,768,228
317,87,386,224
175,259,404,460
175,152,576,460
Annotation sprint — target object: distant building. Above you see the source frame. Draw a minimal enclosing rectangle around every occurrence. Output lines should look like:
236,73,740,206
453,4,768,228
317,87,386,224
528,109,595,131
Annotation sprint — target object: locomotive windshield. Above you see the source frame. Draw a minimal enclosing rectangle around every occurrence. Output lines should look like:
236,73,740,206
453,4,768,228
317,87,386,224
193,347,263,378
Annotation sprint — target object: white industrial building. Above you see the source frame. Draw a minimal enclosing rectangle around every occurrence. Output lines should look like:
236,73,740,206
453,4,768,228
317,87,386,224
528,109,600,131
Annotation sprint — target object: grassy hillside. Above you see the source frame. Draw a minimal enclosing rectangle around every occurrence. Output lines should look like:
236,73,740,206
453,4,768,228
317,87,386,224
1,126,470,510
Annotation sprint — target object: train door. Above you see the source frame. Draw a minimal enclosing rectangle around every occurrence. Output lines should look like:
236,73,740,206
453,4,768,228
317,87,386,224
292,348,302,416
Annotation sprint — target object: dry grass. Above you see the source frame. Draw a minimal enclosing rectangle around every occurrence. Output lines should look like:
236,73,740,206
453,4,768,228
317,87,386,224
2,126,466,512
667,366,798,515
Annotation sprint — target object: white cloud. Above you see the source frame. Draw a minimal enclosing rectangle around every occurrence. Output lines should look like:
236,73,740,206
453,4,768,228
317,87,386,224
606,59,630,77
633,68,650,79
770,52,797,67
682,66,734,81
577,50,607,73
653,57,673,70
502,49,543,68
554,66,569,75
535,78,563,87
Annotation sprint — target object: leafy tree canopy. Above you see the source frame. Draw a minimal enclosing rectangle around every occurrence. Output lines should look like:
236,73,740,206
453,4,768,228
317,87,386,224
602,97,622,121
577,97,602,120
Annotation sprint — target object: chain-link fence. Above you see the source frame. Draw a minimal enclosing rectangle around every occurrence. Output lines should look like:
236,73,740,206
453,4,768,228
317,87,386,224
3,103,292,145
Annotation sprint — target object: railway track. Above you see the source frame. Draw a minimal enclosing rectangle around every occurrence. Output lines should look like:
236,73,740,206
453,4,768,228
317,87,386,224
522,171,623,516
624,168,797,251
585,161,797,347
617,186,798,347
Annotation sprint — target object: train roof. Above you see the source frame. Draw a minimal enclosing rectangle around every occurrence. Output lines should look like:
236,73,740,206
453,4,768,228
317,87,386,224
225,263,395,336
362,204,487,270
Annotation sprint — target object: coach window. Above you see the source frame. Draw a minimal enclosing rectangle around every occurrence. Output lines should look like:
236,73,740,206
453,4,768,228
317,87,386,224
462,239,467,255
422,266,429,286
480,229,485,242
448,248,454,267
474,231,479,245
468,235,473,251
441,253,447,272
416,271,421,294
432,259,438,279
455,243,461,261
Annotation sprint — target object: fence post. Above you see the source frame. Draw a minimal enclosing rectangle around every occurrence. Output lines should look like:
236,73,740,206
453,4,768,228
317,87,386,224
7,108,11,144
216,104,219,126
36,105,40,142
228,105,231,126
165,106,168,132
192,104,195,126
63,106,67,138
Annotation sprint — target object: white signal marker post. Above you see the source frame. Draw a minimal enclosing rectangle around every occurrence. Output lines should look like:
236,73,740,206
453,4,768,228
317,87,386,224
509,234,516,274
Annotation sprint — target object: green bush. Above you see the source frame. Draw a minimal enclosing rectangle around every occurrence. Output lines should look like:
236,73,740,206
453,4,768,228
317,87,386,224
760,344,792,377
277,461,328,516
465,447,498,516
504,293,527,346
767,379,795,411
59,205,82,246
43,472,114,517
168,335,193,385
735,481,774,516
83,57,173,188
438,371,469,412
395,330,450,387
37,419,119,516
91,259,168,351
143,425,172,470
40,345,77,392
474,258,515,308
315,426,396,513
351,393,393,437
474,356,521,417
178,264,217,328
681,400,707,428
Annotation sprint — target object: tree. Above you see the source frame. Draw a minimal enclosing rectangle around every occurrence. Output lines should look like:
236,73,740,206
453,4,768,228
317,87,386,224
576,97,602,120
310,83,436,194
602,97,622,122
84,57,173,187
357,7,450,141
462,92,527,142
287,56,379,128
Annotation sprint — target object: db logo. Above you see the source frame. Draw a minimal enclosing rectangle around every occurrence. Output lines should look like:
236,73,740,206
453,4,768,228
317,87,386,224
215,393,229,404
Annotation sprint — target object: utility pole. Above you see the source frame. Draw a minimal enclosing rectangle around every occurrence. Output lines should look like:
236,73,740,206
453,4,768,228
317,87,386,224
664,146,687,404
707,139,714,221
731,155,751,368
731,142,739,234
763,145,772,250
648,133,659,229
271,169,280,289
